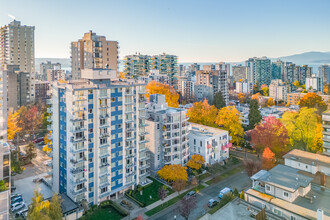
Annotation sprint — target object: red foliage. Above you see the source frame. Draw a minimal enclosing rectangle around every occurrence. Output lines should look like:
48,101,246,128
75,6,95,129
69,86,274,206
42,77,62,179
250,116,289,158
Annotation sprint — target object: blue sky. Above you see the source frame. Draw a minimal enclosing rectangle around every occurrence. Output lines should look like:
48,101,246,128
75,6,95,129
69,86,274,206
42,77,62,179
1,0,330,62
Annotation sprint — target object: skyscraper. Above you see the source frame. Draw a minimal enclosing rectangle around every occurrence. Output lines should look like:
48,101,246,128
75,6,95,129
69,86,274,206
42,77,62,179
319,65,330,83
40,61,61,81
232,65,247,82
49,68,150,205
71,31,118,80
0,20,35,103
254,57,271,86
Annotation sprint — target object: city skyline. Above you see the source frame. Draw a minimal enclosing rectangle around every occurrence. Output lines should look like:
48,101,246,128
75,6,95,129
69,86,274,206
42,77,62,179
1,0,330,62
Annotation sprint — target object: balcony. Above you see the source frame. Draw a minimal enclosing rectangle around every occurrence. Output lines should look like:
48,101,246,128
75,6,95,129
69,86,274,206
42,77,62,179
47,108,52,114
47,124,52,131
126,127,135,132
99,123,110,128
126,136,135,141
71,126,86,133
99,151,110,158
139,171,150,178
70,187,87,195
70,117,87,122
125,171,136,177
139,163,149,170
99,181,110,188
70,156,86,164
139,123,148,127
70,166,85,174
126,162,136,168
139,154,150,161
99,133,110,138
139,147,148,153
47,116,52,122
139,139,148,144
126,153,136,159
71,177,87,185
70,147,87,154
99,114,109,119
99,162,110,168
99,105,110,109
46,99,52,105
138,98,147,103
70,136,86,143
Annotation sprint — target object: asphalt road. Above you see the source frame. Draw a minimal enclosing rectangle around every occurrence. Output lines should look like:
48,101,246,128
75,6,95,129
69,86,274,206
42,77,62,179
149,170,251,220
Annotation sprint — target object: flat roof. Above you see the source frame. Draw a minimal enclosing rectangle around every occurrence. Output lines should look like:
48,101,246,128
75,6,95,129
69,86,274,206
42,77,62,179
189,123,228,138
283,149,330,168
251,165,313,192
45,193,79,215
246,188,330,220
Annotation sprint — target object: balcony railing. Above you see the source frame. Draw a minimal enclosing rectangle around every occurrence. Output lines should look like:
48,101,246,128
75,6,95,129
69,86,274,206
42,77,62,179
70,187,87,195
70,166,85,174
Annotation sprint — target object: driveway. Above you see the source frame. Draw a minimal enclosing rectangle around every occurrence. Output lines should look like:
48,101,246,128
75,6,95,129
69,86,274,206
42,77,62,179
149,170,251,220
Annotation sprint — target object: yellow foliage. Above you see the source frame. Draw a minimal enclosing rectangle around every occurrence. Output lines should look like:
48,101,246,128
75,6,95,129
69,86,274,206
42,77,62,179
310,123,323,153
251,93,262,101
157,164,187,182
7,111,22,140
43,132,52,153
237,93,246,103
216,106,244,145
145,81,179,108
187,154,205,170
267,98,275,107
118,72,125,79
187,99,218,127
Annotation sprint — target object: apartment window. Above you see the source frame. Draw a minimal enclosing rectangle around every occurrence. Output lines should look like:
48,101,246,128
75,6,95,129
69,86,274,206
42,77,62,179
290,216,296,220
283,192,289,197
194,139,196,145
265,185,271,191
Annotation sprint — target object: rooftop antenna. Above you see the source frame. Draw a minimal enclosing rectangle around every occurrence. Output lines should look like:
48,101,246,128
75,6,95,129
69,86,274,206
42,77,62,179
8,14,16,20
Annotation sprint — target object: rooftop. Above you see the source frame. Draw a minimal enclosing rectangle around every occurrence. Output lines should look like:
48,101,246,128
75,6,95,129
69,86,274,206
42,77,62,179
189,123,228,138
45,193,80,215
283,149,330,169
251,165,313,192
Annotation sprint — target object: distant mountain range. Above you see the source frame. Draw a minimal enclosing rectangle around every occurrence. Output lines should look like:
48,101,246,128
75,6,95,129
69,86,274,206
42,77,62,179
35,51,330,73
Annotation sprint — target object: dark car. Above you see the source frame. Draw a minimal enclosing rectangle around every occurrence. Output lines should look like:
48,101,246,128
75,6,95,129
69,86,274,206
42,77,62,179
33,137,44,144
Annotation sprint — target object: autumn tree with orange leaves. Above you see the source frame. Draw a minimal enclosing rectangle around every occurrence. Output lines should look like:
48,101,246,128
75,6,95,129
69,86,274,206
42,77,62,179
298,92,327,115
187,99,218,127
267,97,275,106
237,93,247,103
250,116,289,158
7,111,22,140
262,147,275,170
145,81,179,107
187,154,205,170
157,164,188,182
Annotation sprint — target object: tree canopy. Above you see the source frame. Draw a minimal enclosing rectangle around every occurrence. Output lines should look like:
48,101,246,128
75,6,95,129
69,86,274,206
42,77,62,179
186,154,205,170
157,164,188,182
248,99,262,130
216,106,244,145
187,99,218,127
145,81,179,108
214,91,226,109
298,92,327,115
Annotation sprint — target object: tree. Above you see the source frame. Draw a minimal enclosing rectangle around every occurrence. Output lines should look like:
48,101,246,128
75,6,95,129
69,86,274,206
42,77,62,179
43,132,52,153
298,93,327,115
186,154,205,170
118,72,126,79
261,85,269,96
28,188,62,220
311,123,323,153
157,164,188,182
179,195,197,220
48,193,63,220
267,97,275,107
17,105,43,138
216,106,244,145
0,180,6,192
293,81,300,88
240,191,245,200
248,99,262,130
253,82,259,94
324,83,330,95
251,92,262,101
145,81,179,107
237,93,247,104
158,187,167,201
243,159,262,177
7,111,22,140
282,108,321,152
250,116,289,158
172,179,186,195
191,176,198,186
214,91,226,109
26,142,37,162
187,99,218,127
261,147,275,170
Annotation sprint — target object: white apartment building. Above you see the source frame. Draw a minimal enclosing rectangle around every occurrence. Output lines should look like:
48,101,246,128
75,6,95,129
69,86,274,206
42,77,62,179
49,68,150,206
145,94,189,175
188,123,229,165
306,75,323,93
269,79,287,101
236,81,252,94
0,20,35,103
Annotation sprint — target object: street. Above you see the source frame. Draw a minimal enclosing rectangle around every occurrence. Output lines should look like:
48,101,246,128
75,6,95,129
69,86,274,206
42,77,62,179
149,170,251,220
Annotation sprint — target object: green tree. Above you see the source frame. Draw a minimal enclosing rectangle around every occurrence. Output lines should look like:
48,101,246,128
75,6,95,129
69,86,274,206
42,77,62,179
240,191,245,200
48,193,63,220
0,180,7,192
248,99,262,130
214,91,226,109
26,142,37,162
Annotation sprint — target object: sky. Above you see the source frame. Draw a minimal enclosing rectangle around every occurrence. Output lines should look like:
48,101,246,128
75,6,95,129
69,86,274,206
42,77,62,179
1,0,330,62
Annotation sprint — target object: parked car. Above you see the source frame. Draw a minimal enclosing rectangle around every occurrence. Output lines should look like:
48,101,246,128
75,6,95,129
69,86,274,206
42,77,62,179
208,199,218,208
186,190,196,197
33,137,44,144
236,147,243,151
11,202,25,212
11,197,23,204
15,208,28,217
11,193,22,199
11,186,16,192
218,187,232,199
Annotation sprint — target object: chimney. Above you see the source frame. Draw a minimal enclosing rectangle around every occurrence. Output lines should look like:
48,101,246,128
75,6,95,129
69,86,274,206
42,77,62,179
317,209,324,220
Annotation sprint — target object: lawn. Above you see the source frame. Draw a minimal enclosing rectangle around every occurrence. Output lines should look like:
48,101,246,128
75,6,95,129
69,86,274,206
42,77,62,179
145,184,205,217
81,206,124,220
129,177,174,207
206,166,243,185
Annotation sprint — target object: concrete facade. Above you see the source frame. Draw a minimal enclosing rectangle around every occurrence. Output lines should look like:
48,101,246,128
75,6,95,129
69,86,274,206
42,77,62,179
269,79,287,101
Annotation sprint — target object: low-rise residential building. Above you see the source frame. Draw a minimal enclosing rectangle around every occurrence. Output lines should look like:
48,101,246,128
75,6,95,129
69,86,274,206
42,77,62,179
269,79,287,101
283,149,330,176
145,94,189,175
245,164,330,219
188,123,229,165
288,93,330,108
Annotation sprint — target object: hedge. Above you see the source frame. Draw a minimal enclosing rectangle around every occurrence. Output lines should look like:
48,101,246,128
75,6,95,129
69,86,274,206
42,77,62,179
100,200,129,216
125,190,146,207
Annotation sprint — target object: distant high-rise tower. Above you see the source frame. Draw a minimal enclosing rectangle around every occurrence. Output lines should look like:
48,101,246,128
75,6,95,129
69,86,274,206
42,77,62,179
319,64,330,83
0,20,35,103
71,31,118,80
254,57,271,86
